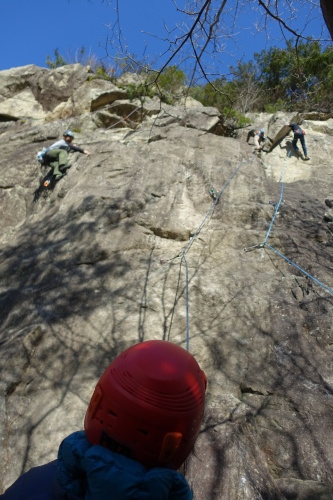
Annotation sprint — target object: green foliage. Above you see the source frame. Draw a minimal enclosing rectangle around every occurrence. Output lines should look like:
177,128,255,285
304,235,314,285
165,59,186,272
190,79,231,109
222,108,251,130
44,40,332,134
46,49,68,69
71,126,82,134
126,83,155,101
123,65,188,104
189,80,251,131
155,66,187,103
263,99,286,113
191,41,333,115
95,66,110,78
327,65,333,85
157,66,186,92
87,64,116,83
254,41,333,111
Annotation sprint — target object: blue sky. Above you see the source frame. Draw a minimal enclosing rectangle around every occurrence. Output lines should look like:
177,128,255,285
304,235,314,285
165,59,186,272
0,0,180,71
0,0,329,75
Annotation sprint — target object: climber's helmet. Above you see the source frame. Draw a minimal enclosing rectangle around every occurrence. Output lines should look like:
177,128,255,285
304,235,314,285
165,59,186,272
63,130,74,139
84,340,207,470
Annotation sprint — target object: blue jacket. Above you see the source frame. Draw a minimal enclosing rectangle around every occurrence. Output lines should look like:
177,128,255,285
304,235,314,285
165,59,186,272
0,432,193,500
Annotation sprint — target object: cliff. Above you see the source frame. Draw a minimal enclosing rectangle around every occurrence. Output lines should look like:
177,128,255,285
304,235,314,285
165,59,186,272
1,63,333,499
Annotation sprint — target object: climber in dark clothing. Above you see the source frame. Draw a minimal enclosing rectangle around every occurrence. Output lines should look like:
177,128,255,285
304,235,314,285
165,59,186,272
1,444,193,500
44,130,91,180
288,122,310,160
0,340,207,500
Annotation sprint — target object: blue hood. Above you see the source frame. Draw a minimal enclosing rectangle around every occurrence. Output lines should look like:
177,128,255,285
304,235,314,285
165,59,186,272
57,431,193,500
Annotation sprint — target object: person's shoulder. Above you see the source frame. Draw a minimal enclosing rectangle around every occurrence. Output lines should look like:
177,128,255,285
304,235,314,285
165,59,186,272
50,139,67,149
1,461,60,500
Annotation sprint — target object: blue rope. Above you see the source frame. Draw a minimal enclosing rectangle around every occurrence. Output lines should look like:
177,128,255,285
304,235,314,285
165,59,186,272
261,149,333,296
181,254,190,351
179,153,255,350
183,156,254,258
264,151,290,244
264,243,333,296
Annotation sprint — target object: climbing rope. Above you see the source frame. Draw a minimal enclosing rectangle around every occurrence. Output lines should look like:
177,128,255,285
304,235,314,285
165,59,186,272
173,143,333,352
244,150,333,297
105,105,142,130
182,254,190,352
264,243,333,296
60,103,143,137
183,156,254,258
172,152,257,350
263,151,290,244
140,127,333,352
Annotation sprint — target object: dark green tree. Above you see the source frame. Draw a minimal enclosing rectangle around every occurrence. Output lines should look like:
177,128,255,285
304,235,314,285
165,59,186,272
254,41,333,111
189,78,251,134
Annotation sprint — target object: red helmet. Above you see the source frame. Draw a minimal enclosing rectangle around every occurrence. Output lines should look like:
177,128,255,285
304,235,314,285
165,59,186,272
84,340,207,470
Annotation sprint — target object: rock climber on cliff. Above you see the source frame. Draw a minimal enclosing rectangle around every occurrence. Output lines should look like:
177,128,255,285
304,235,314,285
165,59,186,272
41,130,91,183
0,340,207,500
287,122,310,160
246,128,266,150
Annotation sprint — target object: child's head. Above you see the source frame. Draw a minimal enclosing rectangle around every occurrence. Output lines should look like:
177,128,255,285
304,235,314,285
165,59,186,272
84,340,207,470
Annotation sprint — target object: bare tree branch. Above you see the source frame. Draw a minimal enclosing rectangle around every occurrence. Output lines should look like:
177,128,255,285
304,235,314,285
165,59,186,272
104,0,331,90
257,0,302,39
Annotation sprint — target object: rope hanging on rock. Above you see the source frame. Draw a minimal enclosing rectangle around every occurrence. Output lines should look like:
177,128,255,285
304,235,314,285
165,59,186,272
244,151,333,297
263,151,290,244
176,153,257,350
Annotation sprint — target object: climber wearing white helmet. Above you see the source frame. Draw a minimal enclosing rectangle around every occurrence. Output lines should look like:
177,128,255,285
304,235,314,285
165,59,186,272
246,128,266,150
42,130,91,181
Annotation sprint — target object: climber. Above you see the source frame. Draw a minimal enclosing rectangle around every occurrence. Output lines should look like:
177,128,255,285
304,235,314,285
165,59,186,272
287,122,310,160
246,128,266,150
42,130,91,181
0,340,207,500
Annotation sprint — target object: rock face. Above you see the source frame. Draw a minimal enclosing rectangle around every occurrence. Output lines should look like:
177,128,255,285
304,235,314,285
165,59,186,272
0,64,333,499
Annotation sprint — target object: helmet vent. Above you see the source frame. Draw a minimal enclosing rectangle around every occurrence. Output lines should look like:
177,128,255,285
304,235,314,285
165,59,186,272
113,368,204,412
100,431,131,458
85,341,207,471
